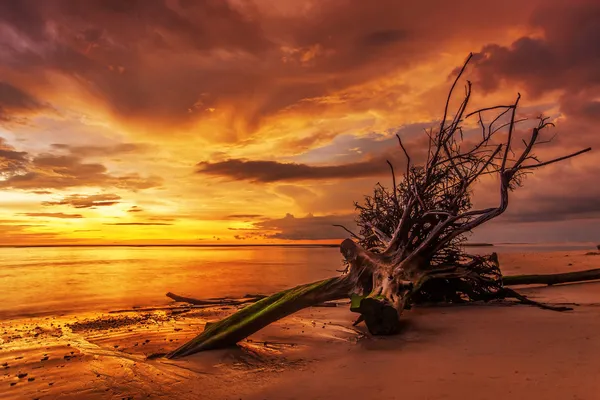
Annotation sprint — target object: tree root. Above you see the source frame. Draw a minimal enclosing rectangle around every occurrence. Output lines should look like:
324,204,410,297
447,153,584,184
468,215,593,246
500,288,572,312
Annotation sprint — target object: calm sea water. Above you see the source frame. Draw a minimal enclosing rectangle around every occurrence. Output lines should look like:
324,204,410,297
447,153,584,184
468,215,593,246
0,243,595,320
0,246,344,320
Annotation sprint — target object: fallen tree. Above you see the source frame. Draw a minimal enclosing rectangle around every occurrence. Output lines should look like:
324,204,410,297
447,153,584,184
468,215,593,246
165,267,600,309
164,54,592,359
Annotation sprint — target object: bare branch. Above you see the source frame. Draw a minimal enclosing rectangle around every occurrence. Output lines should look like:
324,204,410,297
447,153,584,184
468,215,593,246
440,53,473,134
396,134,411,181
520,147,592,170
386,160,399,207
465,104,514,118
501,93,521,171
333,224,362,240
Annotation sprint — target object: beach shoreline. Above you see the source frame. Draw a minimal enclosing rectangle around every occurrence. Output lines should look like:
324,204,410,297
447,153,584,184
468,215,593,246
2,249,600,399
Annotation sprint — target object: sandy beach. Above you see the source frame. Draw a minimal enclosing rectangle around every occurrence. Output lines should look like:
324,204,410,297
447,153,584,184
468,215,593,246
2,249,600,400
2,0,599,397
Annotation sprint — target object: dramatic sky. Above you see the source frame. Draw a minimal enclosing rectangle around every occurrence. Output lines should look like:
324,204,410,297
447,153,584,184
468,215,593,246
0,0,598,245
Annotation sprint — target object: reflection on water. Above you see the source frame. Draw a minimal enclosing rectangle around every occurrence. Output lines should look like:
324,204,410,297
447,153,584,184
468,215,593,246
0,243,596,319
0,246,345,319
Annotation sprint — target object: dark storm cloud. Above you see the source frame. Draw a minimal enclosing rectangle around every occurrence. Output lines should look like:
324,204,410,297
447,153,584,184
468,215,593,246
196,123,434,183
196,157,390,183
461,0,599,228
0,0,541,135
468,1,600,96
0,0,271,129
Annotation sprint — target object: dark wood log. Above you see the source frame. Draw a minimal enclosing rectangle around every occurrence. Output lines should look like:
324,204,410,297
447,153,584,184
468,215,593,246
165,276,355,359
165,292,265,306
351,297,402,335
503,268,600,286
165,292,342,308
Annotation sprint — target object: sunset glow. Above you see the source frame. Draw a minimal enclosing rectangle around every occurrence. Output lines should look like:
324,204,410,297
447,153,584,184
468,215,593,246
1,0,598,245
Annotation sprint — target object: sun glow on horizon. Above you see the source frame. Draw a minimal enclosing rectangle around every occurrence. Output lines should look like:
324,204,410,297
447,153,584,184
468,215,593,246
0,0,599,245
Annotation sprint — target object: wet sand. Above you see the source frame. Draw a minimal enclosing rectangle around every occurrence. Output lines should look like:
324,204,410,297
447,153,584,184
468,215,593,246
2,250,600,399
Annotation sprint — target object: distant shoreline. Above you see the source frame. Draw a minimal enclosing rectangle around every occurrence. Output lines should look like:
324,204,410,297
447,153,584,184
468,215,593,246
0,243,494,248
0,243,342,248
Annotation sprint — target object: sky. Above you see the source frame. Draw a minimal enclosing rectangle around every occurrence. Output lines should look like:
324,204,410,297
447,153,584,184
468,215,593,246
0,0,598,245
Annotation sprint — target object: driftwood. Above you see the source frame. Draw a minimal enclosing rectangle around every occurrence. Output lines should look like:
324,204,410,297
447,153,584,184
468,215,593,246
165,267,600,311
166,292,266,306
166,292,341,308
503,268,600,286
166,277,354,358
163,54,592,359
164,256,596,358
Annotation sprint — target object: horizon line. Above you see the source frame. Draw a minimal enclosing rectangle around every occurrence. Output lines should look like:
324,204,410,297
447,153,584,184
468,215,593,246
0,242,499,249
0,242,595,249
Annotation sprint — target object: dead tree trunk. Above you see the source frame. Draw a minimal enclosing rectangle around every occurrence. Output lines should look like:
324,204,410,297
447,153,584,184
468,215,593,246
166,267,600,309
166,277,349,358
166,248,578,358
166,240,375,358
166,54,592,359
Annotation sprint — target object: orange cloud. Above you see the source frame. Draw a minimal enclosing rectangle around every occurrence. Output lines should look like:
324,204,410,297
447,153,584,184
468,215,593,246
21,212,83,219
0,138,162,190
0,0,597,244
42,193,121,208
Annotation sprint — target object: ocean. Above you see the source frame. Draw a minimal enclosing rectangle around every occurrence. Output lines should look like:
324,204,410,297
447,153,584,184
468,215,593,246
0,243,596,320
